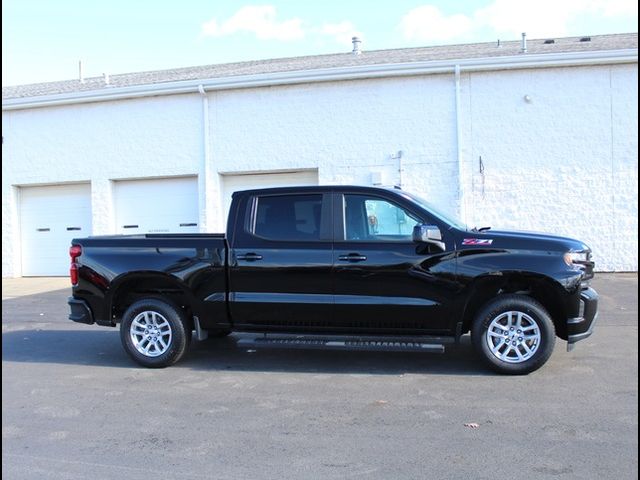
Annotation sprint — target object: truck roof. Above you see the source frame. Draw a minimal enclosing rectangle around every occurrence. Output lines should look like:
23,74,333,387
231,185,403,197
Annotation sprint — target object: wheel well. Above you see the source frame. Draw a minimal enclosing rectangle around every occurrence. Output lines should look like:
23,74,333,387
110,275,193,326
461,275,566,338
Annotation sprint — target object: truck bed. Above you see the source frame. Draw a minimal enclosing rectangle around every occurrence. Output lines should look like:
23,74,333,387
70,233,228,327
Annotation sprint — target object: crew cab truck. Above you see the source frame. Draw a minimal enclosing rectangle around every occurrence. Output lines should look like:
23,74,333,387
68,186,598,374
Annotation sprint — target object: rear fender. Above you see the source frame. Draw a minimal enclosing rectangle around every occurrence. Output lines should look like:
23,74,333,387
107,272,199,325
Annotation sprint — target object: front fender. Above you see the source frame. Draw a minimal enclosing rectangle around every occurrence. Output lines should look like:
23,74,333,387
456,249,581,335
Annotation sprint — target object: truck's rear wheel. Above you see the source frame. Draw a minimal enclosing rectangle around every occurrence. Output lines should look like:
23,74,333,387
120,298,191,368
471,294,555,375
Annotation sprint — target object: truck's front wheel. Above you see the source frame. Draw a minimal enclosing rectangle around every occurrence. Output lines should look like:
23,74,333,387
471,294,556,375
120,298,191,368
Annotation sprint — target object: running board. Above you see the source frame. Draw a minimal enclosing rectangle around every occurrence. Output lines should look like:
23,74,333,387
237,334,449,353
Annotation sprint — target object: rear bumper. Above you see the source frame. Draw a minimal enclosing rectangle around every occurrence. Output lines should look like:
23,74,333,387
566,287,598,351
68,297,94,325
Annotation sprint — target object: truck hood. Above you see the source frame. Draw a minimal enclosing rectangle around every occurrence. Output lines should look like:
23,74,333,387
464,229,590,252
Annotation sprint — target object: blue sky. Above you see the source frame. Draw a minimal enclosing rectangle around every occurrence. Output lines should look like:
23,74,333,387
2,0,637,86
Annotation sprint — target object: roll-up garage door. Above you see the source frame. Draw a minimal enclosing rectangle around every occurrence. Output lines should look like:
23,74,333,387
20,183,92,276
114,177,199,234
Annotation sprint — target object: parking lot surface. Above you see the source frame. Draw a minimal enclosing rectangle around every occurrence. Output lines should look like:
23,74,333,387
2,274,638,479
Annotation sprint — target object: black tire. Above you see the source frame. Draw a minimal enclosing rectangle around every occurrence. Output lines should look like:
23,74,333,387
120,298,191,368
205,329,232,338
471,294,556,375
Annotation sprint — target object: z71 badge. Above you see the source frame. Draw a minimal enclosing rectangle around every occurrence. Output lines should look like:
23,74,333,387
462,238,493,246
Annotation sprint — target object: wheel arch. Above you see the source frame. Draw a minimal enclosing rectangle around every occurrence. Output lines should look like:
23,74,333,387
460,272,568,339
107,272,197,327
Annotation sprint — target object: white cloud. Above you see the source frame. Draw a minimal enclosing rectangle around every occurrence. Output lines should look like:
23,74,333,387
202,5,304,41
401,5,473,42
476,0,638,38
401,0,638,43
201,7,364,48
474,0,578,38
320,21,363,47
586,0,637,17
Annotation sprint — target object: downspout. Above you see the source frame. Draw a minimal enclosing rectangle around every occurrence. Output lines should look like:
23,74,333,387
198,85,211,232
454,64,467,224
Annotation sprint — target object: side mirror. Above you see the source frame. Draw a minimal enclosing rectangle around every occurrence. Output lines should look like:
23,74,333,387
413,224,445,251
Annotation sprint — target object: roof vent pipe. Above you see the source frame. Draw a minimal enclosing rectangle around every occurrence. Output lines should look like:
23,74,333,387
521,32,527,53
103,72,110,85
78,60,85,84
352,36,362,55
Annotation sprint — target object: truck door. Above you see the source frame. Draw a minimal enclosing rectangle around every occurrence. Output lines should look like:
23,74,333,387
228,191,334,329
332,192,456,333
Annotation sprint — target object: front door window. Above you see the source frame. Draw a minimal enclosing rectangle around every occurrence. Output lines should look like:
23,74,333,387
344,195,421,242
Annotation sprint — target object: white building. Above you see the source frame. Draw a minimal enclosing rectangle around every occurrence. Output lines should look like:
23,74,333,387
2,33,638,276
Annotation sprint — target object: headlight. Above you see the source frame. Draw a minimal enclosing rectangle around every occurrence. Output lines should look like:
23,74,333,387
563,251,589,267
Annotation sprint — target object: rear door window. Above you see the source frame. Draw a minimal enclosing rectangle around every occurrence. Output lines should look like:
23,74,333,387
254,194,323,241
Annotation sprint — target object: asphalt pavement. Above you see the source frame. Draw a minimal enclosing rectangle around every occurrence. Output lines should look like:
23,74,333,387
2,274,638,479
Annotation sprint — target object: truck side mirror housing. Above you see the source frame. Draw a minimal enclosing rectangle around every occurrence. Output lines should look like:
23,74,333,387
413,224,445,251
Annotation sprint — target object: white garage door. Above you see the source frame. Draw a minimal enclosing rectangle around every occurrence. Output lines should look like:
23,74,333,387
20,183,92,276
114,177,199,234
221,170,318,223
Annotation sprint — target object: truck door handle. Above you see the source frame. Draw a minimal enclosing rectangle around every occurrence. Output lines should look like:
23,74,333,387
338,253,367,262
237,253,263,262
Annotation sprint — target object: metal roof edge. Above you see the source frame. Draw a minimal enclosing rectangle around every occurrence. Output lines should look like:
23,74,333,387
3,49,637,111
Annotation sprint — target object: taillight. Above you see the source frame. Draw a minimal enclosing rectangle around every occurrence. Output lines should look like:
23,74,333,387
69,245,82,285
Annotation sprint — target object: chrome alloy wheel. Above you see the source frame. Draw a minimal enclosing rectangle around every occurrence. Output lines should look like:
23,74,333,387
486,311,541,363
129,311,173,357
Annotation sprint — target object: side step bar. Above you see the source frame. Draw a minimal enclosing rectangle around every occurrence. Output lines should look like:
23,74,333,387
237,333,450,353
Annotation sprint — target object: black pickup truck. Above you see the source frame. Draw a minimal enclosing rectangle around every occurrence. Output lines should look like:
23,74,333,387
68,185,598,374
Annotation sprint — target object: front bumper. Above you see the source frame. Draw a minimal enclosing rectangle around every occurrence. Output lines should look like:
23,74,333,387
566,287,598,351
68,297,94,325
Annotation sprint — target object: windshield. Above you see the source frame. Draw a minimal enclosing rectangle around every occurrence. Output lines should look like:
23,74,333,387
400,191,468,230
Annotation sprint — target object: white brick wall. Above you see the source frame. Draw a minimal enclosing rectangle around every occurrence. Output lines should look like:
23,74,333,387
611,66,639,271
2,94,203,276
461,65,638,271
210,75,460,228
2,63,637,276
